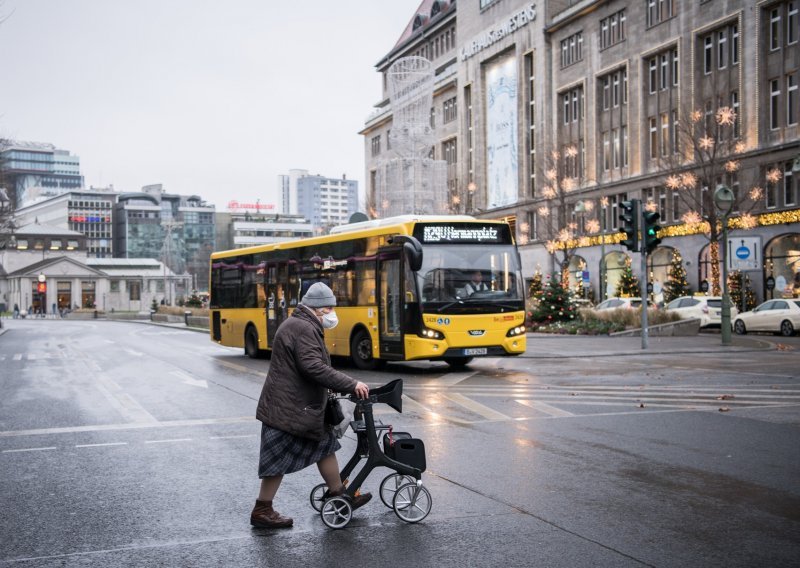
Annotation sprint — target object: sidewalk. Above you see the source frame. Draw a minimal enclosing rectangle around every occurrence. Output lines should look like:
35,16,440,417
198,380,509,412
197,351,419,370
519,331,777,358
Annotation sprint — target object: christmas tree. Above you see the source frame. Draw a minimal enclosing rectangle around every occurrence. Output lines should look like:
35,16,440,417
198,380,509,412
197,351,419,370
528,270,543,299
615,256,640,297
662,249,692,303
529,273,578,324
728,271,757,312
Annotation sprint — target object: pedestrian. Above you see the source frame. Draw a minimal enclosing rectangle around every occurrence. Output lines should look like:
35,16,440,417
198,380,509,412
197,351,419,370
251,281,370,529
13,304,19,319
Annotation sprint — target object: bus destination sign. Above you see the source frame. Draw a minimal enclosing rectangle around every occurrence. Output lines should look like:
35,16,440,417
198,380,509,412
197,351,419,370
414,223,510,244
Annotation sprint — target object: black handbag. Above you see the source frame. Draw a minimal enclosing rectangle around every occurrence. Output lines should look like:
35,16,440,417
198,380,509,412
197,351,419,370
324,393,344,425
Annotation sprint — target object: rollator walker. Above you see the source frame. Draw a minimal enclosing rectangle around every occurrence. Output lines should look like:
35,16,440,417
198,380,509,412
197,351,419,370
309,379,432,529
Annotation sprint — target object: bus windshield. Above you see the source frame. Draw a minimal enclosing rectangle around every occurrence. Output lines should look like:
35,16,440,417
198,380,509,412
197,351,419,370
417,244,524,313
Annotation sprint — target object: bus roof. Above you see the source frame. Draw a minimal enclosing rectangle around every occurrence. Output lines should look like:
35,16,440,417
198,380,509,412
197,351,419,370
210,215,509,259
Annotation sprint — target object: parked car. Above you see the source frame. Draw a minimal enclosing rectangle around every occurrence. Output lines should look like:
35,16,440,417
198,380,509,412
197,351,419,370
594,297,653,310
733,299,800,336
665,296,738,329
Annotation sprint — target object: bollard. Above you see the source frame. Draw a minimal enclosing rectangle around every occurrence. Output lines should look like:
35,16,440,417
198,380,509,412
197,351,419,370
150,309,156,321
184,310,191,326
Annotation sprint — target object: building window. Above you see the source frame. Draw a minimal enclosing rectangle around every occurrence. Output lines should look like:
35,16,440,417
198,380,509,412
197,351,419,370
718,29,727,69
602,131,610,171
602,76,610,110
442,138,457,164
110,280,119,292
560,31,583,68
789,2,798,44
771,8,781,50
771,79,781,129
443,97,457,123
731,90,741,138
704,35,713,74
649,117,658,159
788,73,798,126
660,113,670,157
648,0,673,27
649,58,657,94
600,9,626,50
465,85,473,184
732,23,739,65
128,280,141,301
371,135,381,157
430,107,435,128
525,52,536,197
784,163,796,206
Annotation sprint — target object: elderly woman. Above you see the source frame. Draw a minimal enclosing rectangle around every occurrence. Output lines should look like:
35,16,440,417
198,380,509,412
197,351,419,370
251,282,370,529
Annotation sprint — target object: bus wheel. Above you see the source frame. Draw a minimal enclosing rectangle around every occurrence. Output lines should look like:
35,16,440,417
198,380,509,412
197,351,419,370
245,326,263,359
351,330,379,370
444,356,473,368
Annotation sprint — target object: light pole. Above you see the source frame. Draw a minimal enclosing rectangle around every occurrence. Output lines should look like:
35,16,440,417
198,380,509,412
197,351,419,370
467,182,476,214
714,184,735,346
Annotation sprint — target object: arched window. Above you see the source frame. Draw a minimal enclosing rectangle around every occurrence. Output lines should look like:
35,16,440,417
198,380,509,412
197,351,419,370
412,14,427,31
431,1,442,18
604,251,630,299
647,246,674,305
765,233,800,299
566,255,587,296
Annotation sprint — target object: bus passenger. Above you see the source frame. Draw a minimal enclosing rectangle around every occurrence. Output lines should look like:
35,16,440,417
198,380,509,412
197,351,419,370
251,282,370,529
464,270,488,295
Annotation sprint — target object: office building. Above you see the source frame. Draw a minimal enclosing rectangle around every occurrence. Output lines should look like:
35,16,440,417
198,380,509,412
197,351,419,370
362,0,800,303
0,140,83,208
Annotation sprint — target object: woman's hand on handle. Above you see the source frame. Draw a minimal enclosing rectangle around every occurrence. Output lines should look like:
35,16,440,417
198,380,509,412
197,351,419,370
353,381,369,399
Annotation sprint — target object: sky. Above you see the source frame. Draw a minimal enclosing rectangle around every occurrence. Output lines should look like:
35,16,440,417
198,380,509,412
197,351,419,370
0,0,421,211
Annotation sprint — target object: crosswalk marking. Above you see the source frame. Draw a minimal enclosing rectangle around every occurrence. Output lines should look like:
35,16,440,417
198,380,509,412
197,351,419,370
515,399,575,417
442,393,512,421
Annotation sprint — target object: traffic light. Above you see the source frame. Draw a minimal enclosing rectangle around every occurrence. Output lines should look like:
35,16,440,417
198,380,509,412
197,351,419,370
619,199,640,252
643,211,662,254
37,282,47,294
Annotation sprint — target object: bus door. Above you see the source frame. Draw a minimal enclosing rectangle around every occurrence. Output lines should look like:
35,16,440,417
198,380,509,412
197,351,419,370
378,250,404,359
266,262,288,347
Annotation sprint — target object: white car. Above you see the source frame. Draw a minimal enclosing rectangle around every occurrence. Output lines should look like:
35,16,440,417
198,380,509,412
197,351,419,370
595,297,651,310
665,296,738,329
733,299,800,336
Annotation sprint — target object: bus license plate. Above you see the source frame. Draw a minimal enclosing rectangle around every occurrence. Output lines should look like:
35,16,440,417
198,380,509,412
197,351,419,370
464,348,487,356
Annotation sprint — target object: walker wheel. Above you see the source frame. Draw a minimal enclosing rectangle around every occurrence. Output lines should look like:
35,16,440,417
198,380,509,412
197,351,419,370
393,482,432,523
379,474,415,508
320,496,352,529
309,483,327,512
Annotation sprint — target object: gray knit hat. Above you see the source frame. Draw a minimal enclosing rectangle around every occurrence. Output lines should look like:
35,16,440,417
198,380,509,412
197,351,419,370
302,282,336,308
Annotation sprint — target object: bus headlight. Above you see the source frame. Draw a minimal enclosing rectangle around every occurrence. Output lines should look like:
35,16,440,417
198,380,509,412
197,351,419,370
419,327,444,340
506,325,526,337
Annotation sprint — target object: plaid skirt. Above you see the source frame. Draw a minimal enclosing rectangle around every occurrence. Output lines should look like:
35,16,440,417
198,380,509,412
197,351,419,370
258,423,341,478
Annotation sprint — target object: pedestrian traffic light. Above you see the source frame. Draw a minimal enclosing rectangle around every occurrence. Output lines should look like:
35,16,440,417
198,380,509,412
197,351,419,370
643,211,662,254
37,282,47,294
619,199,640,252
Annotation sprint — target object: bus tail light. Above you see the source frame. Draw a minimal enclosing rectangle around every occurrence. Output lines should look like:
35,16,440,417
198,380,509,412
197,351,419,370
419,328,444,340
506,325,526,337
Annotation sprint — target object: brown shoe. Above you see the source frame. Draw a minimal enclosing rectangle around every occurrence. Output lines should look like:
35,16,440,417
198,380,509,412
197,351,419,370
250,500,293,529
326,486,373,510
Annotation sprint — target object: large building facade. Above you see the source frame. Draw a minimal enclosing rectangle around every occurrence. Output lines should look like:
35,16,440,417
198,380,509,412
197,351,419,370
363,0,800,304
0,140,83,208
279,169,359,233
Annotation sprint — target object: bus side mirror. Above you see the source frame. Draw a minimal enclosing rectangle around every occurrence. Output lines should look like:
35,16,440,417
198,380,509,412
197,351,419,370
388,235,423,272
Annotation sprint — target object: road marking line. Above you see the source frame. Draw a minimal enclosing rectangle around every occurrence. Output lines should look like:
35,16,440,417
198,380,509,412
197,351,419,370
214,359,264,376
170,370,209,389
209,435,257,440
435,370,479,387
75,442,128,448
123,348,143,357
443,393,512,421
2,446,57,453
145,438,192,444
0,416,254,438
13,353,22,360
515,399,575,417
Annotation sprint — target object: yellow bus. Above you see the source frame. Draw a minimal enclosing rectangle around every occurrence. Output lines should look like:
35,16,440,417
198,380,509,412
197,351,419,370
209,215,526,368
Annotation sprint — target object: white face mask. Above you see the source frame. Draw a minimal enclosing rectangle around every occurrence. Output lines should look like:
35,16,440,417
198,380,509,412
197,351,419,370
321,310,339,329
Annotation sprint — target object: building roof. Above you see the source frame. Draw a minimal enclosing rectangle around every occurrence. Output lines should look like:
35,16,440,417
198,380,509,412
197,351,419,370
15,222,83,237
7,256,106,278
85,258,162,269
0,140,57,152
389,0,455,55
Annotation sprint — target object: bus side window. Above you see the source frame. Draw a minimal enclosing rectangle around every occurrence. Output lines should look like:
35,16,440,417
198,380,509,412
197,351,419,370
355,259,376,305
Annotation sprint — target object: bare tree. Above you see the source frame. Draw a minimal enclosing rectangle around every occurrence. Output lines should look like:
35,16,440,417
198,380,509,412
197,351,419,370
657,104,764,295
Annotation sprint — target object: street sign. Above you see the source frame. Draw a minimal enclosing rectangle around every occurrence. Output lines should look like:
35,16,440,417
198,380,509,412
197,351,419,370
728,236,762,271
766,276,775,291
581,270,590,288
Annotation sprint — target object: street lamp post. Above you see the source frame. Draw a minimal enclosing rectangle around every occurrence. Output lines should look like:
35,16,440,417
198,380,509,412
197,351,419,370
714,184,735,346
467,182,476,214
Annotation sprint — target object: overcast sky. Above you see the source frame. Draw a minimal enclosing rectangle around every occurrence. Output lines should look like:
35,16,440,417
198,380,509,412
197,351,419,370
0,0,420,210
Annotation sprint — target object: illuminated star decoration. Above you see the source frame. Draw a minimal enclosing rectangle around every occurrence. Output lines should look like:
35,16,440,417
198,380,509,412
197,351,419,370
690,110,703,123
725,160,740,173
767,168,783,184
734,142,747,154
600,196,609,207
699,136,715,150
666,175,682,190
537,206,550,217
558,229,572,242
716,106,736,126
749,186,764,201
682,211,703,225
565,145,578,158
542,186,556,199
681,172,698,188
583,200,594,212
645,201,658,212
452,194,461,205
546,168,558,181
561,178,576,191
585,219,600,233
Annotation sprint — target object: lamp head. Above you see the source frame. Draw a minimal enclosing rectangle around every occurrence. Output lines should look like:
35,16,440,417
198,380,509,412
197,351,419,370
714,184,735,216
792,155,800,173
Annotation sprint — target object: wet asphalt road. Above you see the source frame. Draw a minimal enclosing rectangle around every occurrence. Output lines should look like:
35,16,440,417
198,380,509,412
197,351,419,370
0,318,798,567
